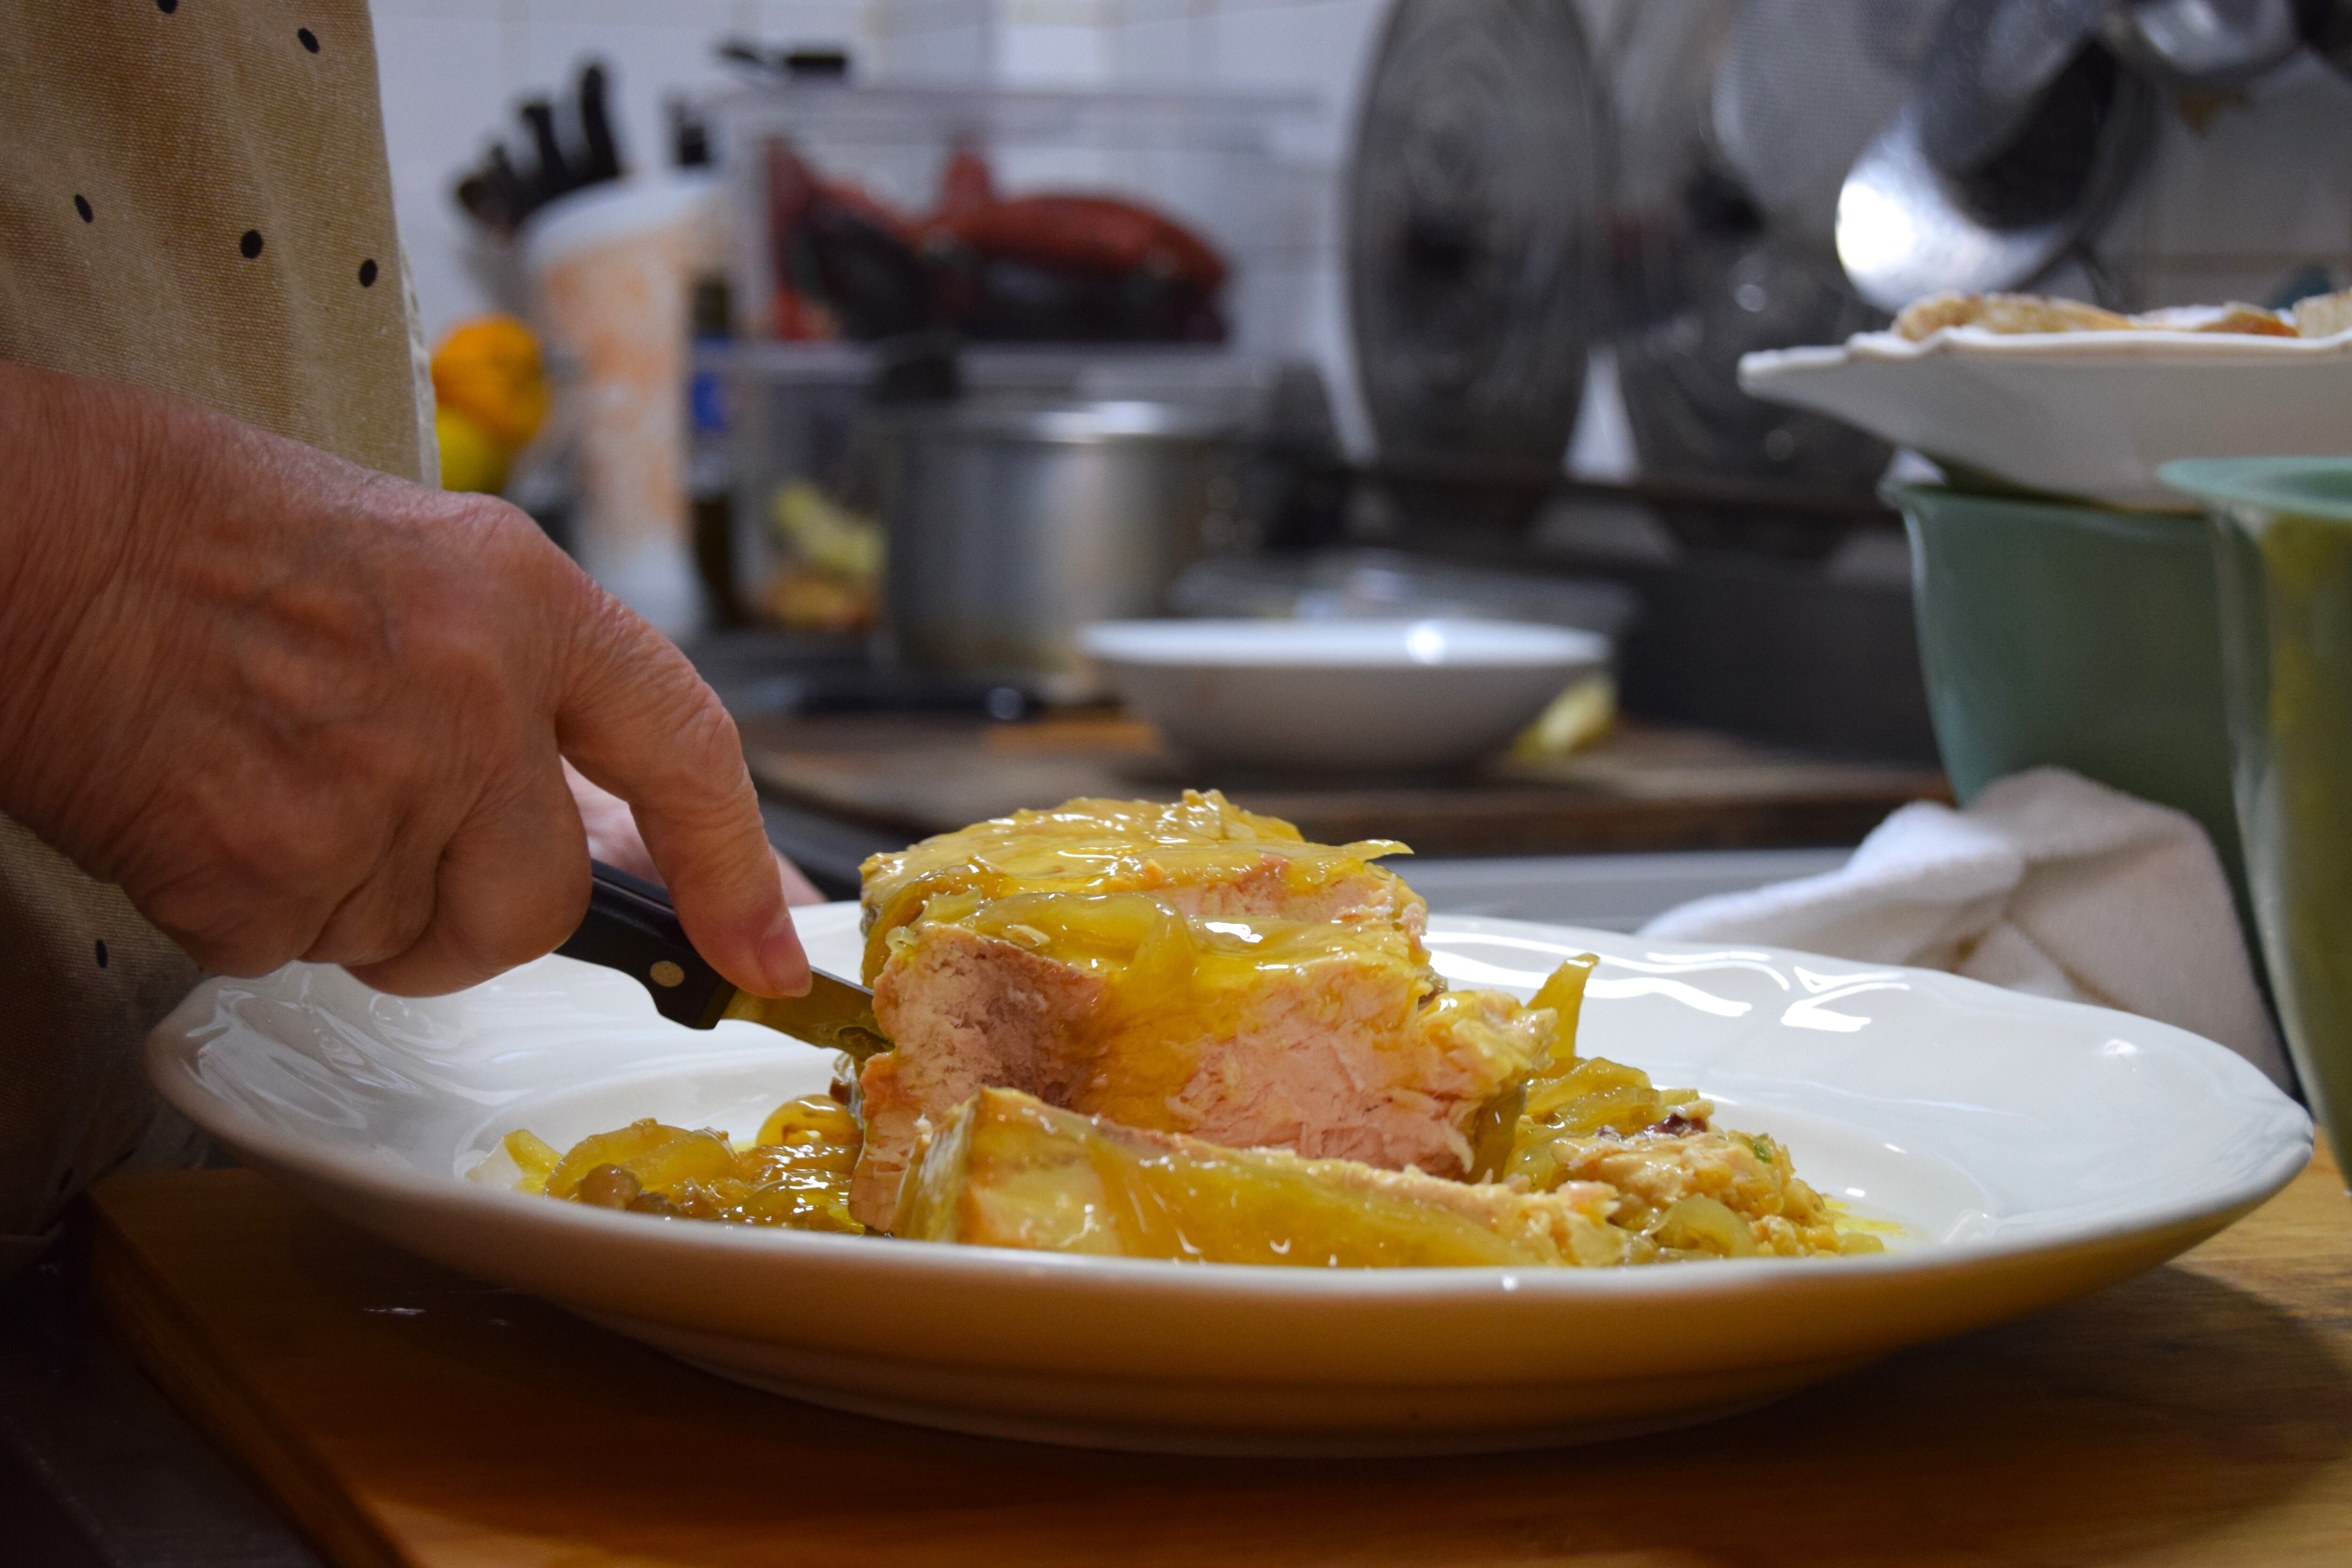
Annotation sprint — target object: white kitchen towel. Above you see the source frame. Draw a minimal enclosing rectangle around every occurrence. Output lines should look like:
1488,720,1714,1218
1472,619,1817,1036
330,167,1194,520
1641,767,2292,1088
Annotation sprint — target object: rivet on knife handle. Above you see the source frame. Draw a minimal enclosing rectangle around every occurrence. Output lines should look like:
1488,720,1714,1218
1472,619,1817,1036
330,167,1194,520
556,861,735,1029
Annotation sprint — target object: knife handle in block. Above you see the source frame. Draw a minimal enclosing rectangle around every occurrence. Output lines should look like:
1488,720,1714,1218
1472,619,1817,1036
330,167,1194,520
555,860,733,1029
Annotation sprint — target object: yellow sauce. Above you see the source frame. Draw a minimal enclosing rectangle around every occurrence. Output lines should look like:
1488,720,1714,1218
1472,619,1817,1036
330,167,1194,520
505,1095,865,1233
857,790,1412,980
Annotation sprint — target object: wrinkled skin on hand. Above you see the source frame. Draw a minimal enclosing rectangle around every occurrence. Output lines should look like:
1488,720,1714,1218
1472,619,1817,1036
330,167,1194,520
0,362,810,999
566,760,821,907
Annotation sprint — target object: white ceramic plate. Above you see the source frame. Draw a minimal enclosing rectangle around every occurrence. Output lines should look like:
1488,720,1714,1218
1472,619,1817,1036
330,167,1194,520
1076,618,1608,773
148,902,2308,1457
1740,326,2352,511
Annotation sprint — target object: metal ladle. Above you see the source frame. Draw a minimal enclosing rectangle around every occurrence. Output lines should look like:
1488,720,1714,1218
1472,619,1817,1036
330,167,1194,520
1837,0,2323,311
1836,0,2191,311
1917,0,2115,173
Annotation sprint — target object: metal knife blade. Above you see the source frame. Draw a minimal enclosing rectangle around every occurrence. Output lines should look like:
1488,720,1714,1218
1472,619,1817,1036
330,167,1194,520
555,860,890,1061
718,972,890,1062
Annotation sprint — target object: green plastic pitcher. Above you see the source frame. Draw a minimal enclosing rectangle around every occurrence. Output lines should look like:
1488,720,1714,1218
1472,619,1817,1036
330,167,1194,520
1891,482,2250,917
2165,457,2352,1175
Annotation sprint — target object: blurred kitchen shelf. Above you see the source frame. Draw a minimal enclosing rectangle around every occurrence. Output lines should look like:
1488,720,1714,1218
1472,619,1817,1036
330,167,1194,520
736,708,1942,898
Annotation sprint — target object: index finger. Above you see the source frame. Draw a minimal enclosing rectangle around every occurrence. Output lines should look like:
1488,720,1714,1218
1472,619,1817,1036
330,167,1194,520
554,590,809,998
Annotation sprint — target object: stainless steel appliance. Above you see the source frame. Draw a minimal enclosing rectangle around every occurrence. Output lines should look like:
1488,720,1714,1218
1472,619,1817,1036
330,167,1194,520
874,398,1241,701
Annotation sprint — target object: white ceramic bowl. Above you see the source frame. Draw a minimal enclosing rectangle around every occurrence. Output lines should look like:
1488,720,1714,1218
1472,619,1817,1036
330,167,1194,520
148,903,2309,1457
1076,618,1609,773
1740,325,2352,511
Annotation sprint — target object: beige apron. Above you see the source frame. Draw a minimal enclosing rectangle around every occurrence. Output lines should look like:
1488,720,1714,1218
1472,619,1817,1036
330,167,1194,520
0,0,432,1272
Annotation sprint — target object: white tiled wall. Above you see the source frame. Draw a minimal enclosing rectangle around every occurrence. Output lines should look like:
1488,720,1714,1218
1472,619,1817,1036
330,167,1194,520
998,0,1120,82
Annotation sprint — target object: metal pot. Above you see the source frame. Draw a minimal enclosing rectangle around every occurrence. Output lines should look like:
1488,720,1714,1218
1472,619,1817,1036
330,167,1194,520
872,398,1242,701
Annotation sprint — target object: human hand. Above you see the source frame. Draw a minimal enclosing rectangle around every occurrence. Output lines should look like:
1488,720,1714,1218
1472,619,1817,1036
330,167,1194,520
566,761,823,906
0,363,809,999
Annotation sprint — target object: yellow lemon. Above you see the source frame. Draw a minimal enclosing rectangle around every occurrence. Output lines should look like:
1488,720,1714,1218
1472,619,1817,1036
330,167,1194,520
436,405,510,494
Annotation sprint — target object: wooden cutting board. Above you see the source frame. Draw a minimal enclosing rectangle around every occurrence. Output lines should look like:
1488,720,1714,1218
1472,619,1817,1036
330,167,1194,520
83,1151,2352,1568
740,711,1948,856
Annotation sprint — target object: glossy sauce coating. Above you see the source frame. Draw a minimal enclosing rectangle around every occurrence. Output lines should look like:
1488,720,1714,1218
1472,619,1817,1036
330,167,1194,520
857,790,1414,981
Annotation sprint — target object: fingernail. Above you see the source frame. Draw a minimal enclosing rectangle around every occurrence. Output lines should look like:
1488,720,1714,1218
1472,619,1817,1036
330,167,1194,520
761,909,812,997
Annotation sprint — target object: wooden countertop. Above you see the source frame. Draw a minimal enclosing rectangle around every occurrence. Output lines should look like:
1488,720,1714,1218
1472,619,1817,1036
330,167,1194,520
82,1148,2352,1568
740,711,1948,858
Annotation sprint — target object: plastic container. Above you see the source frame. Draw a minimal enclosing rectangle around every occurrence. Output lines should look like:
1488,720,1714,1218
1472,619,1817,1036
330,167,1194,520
701,80,1318,636
523,175,723,636
709,80,1319,357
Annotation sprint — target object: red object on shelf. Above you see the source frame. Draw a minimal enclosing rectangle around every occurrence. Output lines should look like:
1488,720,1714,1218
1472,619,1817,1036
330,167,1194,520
938,142,995,223
762,137,1229,341
932,193,1226,290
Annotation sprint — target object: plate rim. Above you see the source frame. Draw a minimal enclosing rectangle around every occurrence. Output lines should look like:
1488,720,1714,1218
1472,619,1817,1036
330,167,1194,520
1745,326,2352,375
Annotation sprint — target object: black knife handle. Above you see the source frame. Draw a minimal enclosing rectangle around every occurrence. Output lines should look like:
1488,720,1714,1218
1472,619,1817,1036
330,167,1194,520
555,861,732,1029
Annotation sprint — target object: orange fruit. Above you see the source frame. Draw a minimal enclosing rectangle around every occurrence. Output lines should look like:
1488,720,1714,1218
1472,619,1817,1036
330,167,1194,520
430,315,548,453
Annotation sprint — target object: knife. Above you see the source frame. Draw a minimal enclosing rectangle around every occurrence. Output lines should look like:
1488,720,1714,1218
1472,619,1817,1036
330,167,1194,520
555,860,890,1061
